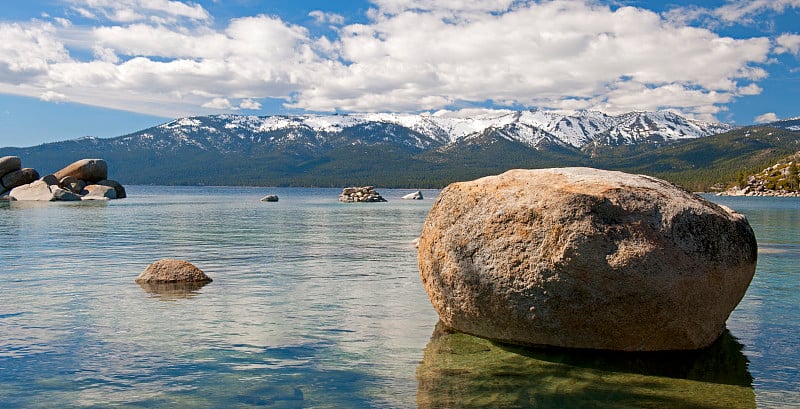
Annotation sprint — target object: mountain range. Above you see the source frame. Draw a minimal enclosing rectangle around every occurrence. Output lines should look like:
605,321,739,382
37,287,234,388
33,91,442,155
2,110,798,190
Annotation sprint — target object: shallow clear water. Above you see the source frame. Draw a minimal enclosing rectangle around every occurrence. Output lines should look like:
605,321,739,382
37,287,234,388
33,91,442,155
0,188,797,408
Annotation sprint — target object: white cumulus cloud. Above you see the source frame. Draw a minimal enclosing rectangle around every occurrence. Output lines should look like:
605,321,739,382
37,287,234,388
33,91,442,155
0,0,785,121
290,1,771,119
776,33,800,54
755,112,780,123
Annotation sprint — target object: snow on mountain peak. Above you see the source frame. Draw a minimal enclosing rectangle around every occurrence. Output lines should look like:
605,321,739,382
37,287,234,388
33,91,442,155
153,109,732,151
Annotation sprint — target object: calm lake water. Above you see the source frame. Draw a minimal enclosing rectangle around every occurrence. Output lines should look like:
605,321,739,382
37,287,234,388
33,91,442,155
0,187,797,408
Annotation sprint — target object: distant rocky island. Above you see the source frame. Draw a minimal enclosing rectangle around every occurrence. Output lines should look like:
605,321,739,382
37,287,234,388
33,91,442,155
0,156,126,201
719,151,800,197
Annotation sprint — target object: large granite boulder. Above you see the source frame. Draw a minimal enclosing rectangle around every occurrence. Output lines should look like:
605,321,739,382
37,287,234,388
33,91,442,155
135,259,213,284
0,156,21,177
9,180,82,201
418,168,758,351
1,168,39,193
54,159,108,183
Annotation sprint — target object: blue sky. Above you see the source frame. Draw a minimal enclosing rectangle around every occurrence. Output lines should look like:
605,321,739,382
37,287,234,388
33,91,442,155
0,0,798,147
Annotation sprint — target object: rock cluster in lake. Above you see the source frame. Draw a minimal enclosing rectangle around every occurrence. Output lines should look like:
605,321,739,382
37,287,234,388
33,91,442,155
338,186,387,202
1,157,126,201
418,167,758,351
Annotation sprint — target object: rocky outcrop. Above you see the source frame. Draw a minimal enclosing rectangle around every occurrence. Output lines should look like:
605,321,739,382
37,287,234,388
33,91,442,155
5,158,126,201
260,194,279,202
338,186,387,202
135,259,212,284
719,155,800,197
418,168,757,351
402,190,424,200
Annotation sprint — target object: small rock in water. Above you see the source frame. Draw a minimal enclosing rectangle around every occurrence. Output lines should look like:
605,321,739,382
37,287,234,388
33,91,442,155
260,194,279,202
402,190,424,200
135,259,213,283
338,186,387,202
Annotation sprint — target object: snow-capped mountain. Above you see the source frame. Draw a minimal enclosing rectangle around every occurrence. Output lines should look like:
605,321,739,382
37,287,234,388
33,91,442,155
4,108,763,188
118,109,731,154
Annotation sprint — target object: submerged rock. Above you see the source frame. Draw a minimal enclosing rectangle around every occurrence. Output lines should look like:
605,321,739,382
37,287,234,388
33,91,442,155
418,168,757,351
135,259,213,284
416,322,755,409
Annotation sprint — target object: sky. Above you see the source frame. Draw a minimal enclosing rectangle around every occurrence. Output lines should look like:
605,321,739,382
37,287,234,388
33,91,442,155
0,0,798,148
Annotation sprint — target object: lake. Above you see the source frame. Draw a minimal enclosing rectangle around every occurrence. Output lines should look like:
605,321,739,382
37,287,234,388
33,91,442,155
0,187,797,408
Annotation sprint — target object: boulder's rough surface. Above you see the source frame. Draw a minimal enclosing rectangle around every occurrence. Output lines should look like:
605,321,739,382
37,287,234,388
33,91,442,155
418,168,758,351
402,190,424,200
0,156,21,177
2,168,39,193
54,159,108,183
338,186,387,202
135,259,212,284
260,194,279,202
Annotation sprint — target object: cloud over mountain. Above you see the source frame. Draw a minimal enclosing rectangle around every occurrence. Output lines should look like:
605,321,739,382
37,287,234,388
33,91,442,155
0,0,795,122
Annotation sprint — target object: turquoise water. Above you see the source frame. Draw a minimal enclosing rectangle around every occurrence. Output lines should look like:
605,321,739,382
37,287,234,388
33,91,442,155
0,188,797,408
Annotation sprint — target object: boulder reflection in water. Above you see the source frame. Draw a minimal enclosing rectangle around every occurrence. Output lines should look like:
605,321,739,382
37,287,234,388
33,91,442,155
417,322,755,409
137,281,210,301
